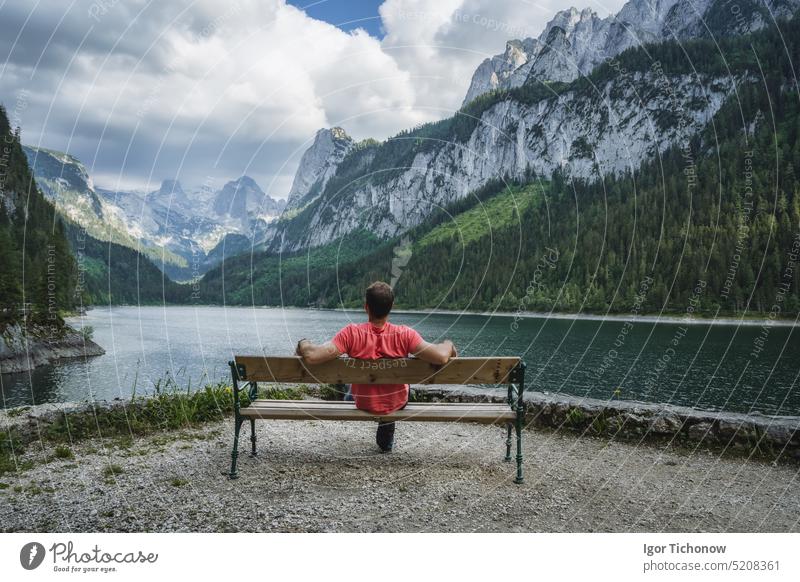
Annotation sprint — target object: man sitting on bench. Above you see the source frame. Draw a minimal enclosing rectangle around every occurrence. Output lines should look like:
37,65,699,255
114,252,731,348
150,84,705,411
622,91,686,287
295,281,458,452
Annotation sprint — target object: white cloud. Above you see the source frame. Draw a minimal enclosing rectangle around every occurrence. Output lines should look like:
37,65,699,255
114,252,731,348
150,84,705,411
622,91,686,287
1,0,628,197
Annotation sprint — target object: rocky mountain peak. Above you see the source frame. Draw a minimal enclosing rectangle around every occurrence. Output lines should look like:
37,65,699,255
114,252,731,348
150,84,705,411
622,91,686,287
230,175,260,190
503,40,528,68
284,126,354,212
157,179,184,197
214,175,263,219
461,0,799,105
147,178,191,209
329,126,350,142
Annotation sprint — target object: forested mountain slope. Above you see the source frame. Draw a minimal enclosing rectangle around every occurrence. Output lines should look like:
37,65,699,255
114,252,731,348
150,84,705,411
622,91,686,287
0,105,77,325
197,15,800,317
65,224,187,306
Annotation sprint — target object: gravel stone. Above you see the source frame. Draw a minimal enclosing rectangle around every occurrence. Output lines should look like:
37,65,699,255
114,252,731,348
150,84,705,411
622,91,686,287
1,418,799,532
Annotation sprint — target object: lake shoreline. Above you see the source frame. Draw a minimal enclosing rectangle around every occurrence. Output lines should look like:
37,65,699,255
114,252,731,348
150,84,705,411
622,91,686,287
77,304,800,327
389,308,800,328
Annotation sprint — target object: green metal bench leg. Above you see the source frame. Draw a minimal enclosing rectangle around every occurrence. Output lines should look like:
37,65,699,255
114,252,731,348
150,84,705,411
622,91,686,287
512,362,525,484
504,423,512,461
229,417,243,479
250,418,257,457
514,412,524,484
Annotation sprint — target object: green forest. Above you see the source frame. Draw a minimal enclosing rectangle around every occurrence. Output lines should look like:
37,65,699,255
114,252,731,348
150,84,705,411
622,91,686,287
0,105,77,327
64,223,187,306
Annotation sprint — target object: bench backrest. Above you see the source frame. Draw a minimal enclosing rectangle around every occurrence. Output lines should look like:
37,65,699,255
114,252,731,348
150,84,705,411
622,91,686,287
232,356,521,385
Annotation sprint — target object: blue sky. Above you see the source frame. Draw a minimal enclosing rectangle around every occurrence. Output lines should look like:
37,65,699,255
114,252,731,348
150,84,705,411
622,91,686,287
287,0,386,38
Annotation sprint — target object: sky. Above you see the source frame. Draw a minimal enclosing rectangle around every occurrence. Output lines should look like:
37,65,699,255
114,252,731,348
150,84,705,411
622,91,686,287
0,0,626,199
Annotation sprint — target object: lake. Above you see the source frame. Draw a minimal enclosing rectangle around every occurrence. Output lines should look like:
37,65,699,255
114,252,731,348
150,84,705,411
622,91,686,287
1,306,798,416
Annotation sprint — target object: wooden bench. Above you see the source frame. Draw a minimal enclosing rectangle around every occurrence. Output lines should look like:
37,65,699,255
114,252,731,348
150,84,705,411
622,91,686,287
227,356,527,483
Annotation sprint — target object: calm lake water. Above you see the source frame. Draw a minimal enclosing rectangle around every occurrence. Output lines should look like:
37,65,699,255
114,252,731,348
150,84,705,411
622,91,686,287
1,306,798,416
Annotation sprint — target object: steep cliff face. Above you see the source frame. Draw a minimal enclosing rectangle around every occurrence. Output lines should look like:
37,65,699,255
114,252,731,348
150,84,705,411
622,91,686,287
213,175,284,225
462,0,798,105
271,68,734,251
284,127,354,212
461,39,535,104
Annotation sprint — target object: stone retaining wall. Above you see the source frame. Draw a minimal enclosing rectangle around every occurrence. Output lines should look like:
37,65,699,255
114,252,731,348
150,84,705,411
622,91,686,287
413,386,800,461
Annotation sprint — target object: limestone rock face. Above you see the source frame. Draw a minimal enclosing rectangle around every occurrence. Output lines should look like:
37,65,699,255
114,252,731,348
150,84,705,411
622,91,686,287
461,0,799,105
272,69,734,251
213,176,284,225
461,39,536,104
285,127,354,212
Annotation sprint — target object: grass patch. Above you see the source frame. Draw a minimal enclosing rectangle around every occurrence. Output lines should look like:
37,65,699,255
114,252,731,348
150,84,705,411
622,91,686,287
0,482,9,489
113,436,134,449
261,385,310,400
23,484,43,495
102,464,124,477
43,383,238,445
6,406,30,418
319,384,347,401
1,380,312,475
590,412,610,435
565,407,586,428
169,477,189,487
53,445,74,459
0,430,24,475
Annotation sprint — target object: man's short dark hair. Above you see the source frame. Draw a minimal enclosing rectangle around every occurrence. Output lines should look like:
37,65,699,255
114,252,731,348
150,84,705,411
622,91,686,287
365,281,394,318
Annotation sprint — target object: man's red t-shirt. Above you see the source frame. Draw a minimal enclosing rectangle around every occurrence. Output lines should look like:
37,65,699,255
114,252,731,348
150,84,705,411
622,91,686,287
332,322,423,415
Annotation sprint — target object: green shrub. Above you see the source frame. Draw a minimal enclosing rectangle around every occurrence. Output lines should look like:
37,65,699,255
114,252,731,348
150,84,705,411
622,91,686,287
0,430,23,475
262,385,309,400
44,383,236,443
565,407,586,428
590,413,610,435
79,325,95,342
319,384,347,401
53,445,74,459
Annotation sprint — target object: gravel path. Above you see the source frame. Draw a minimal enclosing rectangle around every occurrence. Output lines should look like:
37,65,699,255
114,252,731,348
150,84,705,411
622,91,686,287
1,416,798,532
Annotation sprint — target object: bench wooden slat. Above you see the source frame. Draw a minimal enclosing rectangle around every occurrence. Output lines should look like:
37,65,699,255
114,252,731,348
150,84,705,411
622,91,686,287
246,400,509,409
234,356,520,385
239,401,515,424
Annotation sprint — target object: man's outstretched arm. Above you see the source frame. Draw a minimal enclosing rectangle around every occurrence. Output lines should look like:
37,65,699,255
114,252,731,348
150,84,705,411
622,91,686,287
411,339,457,366
295,339,342,365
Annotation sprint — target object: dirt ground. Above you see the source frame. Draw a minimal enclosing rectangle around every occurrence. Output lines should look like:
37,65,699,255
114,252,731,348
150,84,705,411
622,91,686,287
1,418,798,532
